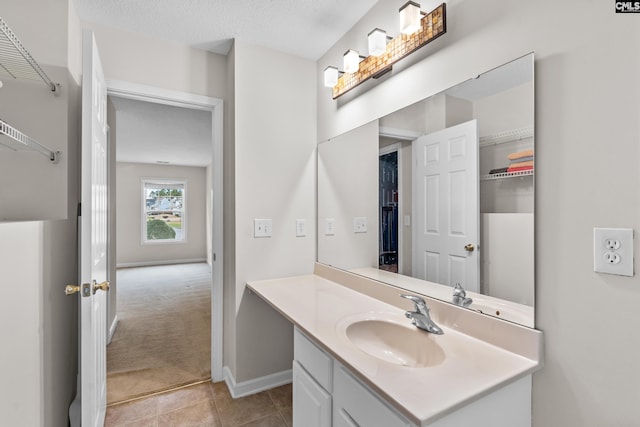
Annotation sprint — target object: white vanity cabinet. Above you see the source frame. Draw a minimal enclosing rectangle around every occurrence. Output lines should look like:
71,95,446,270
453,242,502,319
249,271,542,427
332,363,412,427
292,361,332,427
293,327,413,427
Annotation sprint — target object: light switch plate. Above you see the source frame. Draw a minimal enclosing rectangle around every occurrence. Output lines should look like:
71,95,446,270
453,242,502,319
254,219,272,238
296,219,306,237
353,217,367,233
594,227,633,276
325,218,335,236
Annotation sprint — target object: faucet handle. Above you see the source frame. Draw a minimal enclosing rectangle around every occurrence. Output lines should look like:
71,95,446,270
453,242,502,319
453,283,466,297
400,293,426,309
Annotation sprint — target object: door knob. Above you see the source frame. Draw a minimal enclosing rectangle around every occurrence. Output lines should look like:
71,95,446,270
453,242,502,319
65,283,92,297
65,285,80,296
93,280,110,294
464,243,475,252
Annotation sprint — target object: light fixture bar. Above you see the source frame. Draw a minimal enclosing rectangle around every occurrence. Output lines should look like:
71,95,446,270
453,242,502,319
328,2,446,99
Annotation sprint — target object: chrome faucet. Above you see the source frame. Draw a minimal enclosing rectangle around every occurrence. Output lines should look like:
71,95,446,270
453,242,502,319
400,294,443,335
452,283,473,308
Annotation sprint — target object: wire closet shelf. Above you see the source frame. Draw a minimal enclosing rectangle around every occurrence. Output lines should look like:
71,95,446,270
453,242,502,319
0,16,61,163
0,17,57,91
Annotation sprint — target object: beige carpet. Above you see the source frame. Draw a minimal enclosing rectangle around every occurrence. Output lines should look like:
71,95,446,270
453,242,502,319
107,263,212,404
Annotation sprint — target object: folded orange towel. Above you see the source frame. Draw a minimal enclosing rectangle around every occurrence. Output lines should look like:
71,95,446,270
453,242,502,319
508,149,534,160
508,160,534,169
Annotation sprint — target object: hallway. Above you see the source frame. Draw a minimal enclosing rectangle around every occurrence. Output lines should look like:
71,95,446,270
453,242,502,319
108,263,212,404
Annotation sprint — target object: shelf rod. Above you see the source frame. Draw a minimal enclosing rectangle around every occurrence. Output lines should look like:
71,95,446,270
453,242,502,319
479,126,534,148
0,17,58,92
0,119,61,163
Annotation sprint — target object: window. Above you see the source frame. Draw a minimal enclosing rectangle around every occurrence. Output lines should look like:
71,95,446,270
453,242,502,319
143,179,186,243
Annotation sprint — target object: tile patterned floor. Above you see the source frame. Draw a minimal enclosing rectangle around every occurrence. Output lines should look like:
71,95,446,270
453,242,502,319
105,381,292,427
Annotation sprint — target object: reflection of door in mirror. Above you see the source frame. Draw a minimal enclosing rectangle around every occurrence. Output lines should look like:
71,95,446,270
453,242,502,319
379,149,399,274
412,120,479,293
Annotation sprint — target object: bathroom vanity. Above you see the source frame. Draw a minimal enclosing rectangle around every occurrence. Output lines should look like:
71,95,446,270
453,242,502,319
248,263,543,427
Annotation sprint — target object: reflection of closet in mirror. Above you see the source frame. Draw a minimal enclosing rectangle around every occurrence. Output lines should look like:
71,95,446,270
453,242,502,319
473,78,534,306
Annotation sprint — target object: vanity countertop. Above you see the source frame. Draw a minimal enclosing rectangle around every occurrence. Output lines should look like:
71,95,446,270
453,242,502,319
247,272,542,426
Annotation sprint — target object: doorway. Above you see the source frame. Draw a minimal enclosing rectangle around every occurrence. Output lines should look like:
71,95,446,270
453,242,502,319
106,81,223,403
379,149,399,273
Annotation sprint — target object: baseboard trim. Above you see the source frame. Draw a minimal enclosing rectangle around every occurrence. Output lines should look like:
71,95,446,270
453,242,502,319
223,366,292,398
116,258,207,269
108,315,119,345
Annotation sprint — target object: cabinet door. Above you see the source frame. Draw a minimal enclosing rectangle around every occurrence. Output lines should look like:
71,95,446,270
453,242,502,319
293,361,332,427
333,364,412,427
334,408,360,427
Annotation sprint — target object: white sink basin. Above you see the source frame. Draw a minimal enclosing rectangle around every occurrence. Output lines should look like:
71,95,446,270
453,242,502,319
341,314,445,368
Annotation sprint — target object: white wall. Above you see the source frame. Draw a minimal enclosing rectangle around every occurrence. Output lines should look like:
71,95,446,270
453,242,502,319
0,222,44,426
317,0,640,425
84,21,227,100
116,162,207,266
318,121,379,270
228,41,317,383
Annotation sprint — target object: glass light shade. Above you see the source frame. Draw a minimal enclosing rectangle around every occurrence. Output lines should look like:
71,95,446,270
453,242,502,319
399,1,422,35
343,49,361,74
368,28,388,56
324,66,339,87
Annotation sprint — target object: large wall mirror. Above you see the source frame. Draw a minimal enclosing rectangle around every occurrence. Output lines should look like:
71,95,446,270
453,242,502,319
318,53,535,327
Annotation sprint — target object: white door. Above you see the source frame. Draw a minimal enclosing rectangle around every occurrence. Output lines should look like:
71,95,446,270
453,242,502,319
412,120,479,292
69,30,109,427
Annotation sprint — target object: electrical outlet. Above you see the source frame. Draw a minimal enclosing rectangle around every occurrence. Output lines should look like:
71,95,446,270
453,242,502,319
594,228,633,276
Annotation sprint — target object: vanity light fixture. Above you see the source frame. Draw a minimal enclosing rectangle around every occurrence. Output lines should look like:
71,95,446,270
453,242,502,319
324,2,446,99
323,66,343,87
368,28,392,56
399,1,426,35
343,49,364,74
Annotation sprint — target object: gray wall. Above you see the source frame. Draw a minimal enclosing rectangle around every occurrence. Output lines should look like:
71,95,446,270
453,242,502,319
228,41,317,383
317,0,640,425
116,162,207,266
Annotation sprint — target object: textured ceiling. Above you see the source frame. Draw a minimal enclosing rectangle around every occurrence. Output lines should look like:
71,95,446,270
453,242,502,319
73,0,380,60
112,97,212,167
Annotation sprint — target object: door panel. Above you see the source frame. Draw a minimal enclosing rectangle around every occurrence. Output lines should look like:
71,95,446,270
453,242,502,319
413,120,479,291
78,29,109,427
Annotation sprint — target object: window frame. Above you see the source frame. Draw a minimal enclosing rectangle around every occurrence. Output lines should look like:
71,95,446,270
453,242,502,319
141,178,187,244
